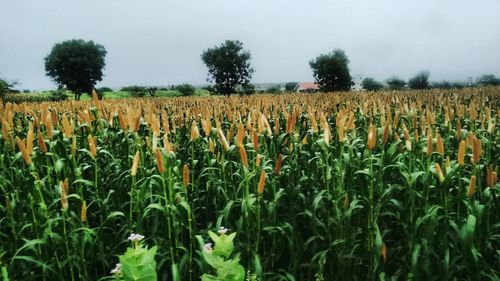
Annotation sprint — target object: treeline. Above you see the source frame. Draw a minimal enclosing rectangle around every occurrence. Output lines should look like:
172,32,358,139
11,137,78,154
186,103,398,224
361,72,500,91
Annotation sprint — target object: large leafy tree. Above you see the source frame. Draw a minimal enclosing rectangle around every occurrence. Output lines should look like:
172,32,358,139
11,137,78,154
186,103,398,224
408,71,430,90
309,49,353,92
476,74,500,86
201,40,254,95
361,77,384,91
45,39,106,100
386,76,406,90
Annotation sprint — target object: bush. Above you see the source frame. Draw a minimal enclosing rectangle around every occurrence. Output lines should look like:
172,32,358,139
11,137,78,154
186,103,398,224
121,86,147,98
386,76,406,90
174,84,196,96
408,71,430,90
266,86,280,94
97,87,113,93
239,84,255,95
50,90,69,101
361,78,384,91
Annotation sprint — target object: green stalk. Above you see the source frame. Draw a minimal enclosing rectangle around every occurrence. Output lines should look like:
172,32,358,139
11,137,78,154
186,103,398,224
62,210,75,281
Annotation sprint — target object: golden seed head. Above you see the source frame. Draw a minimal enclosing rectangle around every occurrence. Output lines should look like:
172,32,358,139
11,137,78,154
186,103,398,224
436,134,444,157
208,138,215,153
255,154,262,167
472,136,481,164
239,145,248,167
275,154,283,175
182,164,190,188
426,133,433,157
217,127,230,151
435,163,445,183
236,123,245,147
88,135,97,158
131,150,140,176
60,179,69,210
80,200,87,223
382,123,390,145
16,137,32,165
37,131,47,154
191,120,200,141
257,170,266,194
467,175,476,198
367,125,377,150
458,140,466,166
155,148,165,174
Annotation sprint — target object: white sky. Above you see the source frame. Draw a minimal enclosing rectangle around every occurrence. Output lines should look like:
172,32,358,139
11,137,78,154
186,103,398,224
1,0,500,90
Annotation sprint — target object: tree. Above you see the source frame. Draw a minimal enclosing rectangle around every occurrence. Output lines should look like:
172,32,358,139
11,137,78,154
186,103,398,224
0,77,17,100
174,84,196,96
309,49,353,92
201,40,254,95
45,39,106,100
386,76,406,90
476,74,500,86
361,77,384,91
285,82,298,91
408,71,430,90
239,84,255,95
147,87,158,97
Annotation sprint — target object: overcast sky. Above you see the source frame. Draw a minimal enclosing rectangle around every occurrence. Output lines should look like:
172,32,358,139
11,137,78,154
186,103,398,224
1,0,500,90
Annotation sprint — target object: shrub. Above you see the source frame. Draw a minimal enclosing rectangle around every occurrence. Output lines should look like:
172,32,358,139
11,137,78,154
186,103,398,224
174,84,196,96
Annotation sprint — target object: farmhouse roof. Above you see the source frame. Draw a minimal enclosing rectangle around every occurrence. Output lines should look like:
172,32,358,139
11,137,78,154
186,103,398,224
295,82,319,91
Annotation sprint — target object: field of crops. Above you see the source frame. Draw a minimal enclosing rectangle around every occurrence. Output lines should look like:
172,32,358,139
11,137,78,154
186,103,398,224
0,87,499,280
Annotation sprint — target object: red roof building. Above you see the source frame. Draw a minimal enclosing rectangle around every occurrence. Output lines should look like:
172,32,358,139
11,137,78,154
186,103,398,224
294,82,320,92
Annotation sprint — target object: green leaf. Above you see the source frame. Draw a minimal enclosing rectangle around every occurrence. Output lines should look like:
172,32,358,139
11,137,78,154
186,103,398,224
119,245,158,281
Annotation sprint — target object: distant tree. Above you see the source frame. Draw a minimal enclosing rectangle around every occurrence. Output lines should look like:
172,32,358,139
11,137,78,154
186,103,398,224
266,86,282,93
147,87,158,97
309,49,353,92
386,76,406,90
239,84,255,95
408,71,430,90
285,82,298,91
0,78,17,100
476,74,500,86
361,77,384,91
431,81,452,89
121,86,147,97
201,40,254,95
97,87,113,93
202,85,216,94
174,84,196,96
45,39,106,100
451,81,466,89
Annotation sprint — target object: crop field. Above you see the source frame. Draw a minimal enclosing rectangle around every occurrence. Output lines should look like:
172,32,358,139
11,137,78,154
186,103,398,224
0,88,499,280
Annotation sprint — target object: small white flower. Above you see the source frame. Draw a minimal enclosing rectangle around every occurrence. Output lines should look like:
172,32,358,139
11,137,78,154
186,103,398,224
110,263,121,275
128,233,145,243
218,226,227,235
203,243,213,253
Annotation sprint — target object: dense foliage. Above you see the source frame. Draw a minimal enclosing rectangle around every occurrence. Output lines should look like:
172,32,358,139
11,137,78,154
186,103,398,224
44,39,107,100
201,40,254,96
362,78,384,91
0,88,499,281
386,76,406,90
409,71,430,90
309,49,353,92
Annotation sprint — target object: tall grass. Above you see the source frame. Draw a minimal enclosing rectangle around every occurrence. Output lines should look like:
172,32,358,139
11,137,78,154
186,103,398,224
0,87,499,280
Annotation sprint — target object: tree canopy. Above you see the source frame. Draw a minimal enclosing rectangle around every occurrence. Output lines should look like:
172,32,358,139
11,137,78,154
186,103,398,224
386,76,406,90
309,49,353,92
361,77,384,91
201,40,254,95
476,74,500,86
408,71,430,90
45,39,106,100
